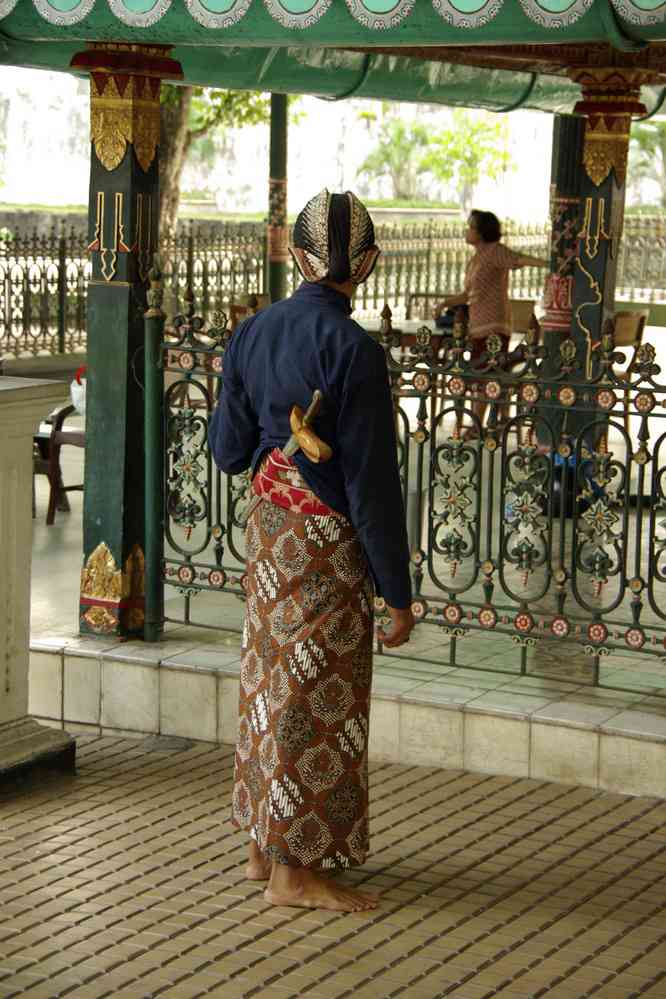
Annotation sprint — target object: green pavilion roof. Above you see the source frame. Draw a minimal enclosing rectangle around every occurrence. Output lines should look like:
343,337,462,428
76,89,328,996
3,0,666,113
3,0,666,42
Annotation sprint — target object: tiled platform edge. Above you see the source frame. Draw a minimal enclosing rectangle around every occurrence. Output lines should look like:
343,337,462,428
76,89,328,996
28,634,666,799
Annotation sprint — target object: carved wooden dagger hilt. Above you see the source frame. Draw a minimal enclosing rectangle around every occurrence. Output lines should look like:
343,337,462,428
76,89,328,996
282,389,332,464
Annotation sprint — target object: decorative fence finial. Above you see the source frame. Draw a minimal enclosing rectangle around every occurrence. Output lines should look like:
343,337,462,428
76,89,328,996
145,254,164,318
380,303,392,336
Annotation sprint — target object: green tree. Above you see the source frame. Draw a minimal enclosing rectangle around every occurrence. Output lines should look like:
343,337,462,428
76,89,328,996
159,86,271,234
628,119,666,210
357,115,431,201
420,109,512,214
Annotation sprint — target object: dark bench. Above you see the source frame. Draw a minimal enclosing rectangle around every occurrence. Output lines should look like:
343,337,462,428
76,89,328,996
33,404,85,524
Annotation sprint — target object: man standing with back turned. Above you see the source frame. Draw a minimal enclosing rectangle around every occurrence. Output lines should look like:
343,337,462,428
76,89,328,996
209,190,414,912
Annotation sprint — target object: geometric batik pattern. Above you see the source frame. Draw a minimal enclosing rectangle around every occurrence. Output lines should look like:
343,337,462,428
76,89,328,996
330,540,366,588
322,607,365,657
240,650,262,695
309,674,355,725
231,481,373,870
337,713,369,758
287,639,326,686
295,745,345,793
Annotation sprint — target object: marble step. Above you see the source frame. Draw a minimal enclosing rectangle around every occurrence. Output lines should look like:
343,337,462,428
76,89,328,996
28,631,666,799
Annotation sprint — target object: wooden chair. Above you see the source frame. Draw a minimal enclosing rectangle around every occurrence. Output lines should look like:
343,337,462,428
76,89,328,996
41,404,85,525
613,309,650,435
500,300,537,438
509,298,537,345
33,408,71,520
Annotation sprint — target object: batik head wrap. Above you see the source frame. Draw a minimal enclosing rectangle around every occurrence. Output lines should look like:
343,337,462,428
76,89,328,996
290,189,381,286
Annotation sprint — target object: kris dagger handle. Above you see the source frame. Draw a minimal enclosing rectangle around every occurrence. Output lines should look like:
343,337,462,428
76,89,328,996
301,389,323,427
283,389,326,459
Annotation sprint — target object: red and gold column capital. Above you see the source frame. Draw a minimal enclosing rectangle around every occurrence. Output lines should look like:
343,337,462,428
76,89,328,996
568,67,650,188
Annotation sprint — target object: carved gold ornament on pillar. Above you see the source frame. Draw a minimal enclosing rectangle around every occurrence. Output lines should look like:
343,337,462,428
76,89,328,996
80,542,146,634
71,43,182,174
90,73,161,173
570,68,649,188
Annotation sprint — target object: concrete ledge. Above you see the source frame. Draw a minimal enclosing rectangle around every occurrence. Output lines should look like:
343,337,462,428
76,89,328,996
28,637,666,798
0,716,75,777
1,353,86,382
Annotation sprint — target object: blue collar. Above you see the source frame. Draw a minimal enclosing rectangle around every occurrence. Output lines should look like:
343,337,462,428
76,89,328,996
292,281,353,317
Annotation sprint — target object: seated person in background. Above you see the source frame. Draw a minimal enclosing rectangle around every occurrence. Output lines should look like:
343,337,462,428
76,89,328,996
433,210,548,436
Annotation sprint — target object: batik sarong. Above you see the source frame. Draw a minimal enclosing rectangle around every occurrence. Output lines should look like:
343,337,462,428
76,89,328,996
231,450,374,870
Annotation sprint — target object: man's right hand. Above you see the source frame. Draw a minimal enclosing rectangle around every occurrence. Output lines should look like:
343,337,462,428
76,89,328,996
377,605,415,649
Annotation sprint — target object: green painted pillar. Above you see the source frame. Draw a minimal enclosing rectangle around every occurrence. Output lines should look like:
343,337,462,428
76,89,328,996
542,114,585,356
268,92,289,303
569,68,647,377
73,46,181,637
537,72,646,448
536,113,585,446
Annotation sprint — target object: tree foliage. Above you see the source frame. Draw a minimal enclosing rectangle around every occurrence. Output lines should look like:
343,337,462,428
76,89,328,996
420,110,512,214
159,85,271,234
628,119,666,211
357,108,512,212
357,115,430,201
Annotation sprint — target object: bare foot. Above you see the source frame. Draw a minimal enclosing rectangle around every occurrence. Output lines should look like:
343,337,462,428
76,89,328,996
246,839,271,881
246,860,271,880
265,868,378,912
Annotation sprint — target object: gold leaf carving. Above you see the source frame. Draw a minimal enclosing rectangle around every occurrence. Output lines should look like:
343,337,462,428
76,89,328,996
90,74,160,174
81,542,123,601
81,542,146,635
83,606,117,634
91,106,131,173
569,67,644,190
133,111,160,174
583,119,629,188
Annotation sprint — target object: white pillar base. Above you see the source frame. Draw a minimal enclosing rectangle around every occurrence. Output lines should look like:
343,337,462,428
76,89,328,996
0,377,76,777
0,717,74,775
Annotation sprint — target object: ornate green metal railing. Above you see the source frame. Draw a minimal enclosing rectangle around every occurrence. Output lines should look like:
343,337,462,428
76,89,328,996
4,215,666,358
0,225,89,358
148,284,666,697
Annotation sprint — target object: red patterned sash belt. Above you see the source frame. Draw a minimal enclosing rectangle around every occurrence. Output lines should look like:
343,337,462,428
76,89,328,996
252,448,338,518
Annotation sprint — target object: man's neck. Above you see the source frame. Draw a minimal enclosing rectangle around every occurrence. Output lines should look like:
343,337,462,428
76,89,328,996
323,279,355,300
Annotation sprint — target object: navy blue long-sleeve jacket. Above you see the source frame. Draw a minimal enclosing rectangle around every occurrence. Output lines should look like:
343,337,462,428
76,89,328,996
208,281,411,609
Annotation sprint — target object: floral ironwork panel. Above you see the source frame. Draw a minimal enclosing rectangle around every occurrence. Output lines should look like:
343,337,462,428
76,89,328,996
162,299,248,624
155,285,666,695
370,304,666,691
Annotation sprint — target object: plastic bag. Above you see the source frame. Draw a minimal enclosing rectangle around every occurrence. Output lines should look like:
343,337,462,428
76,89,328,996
70,377,86,416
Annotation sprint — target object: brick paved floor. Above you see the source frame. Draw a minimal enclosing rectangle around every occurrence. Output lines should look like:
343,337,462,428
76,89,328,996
1,737,665,999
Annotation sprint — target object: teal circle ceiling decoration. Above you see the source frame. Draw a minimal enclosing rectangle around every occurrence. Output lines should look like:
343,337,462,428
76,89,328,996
345,0,415,29
518,0,593,27
106,0,172,27
263,0,333,29
185,0,252,28
33,0,95,21
432,0,502,28
0,0,19,18
610,0,666,24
